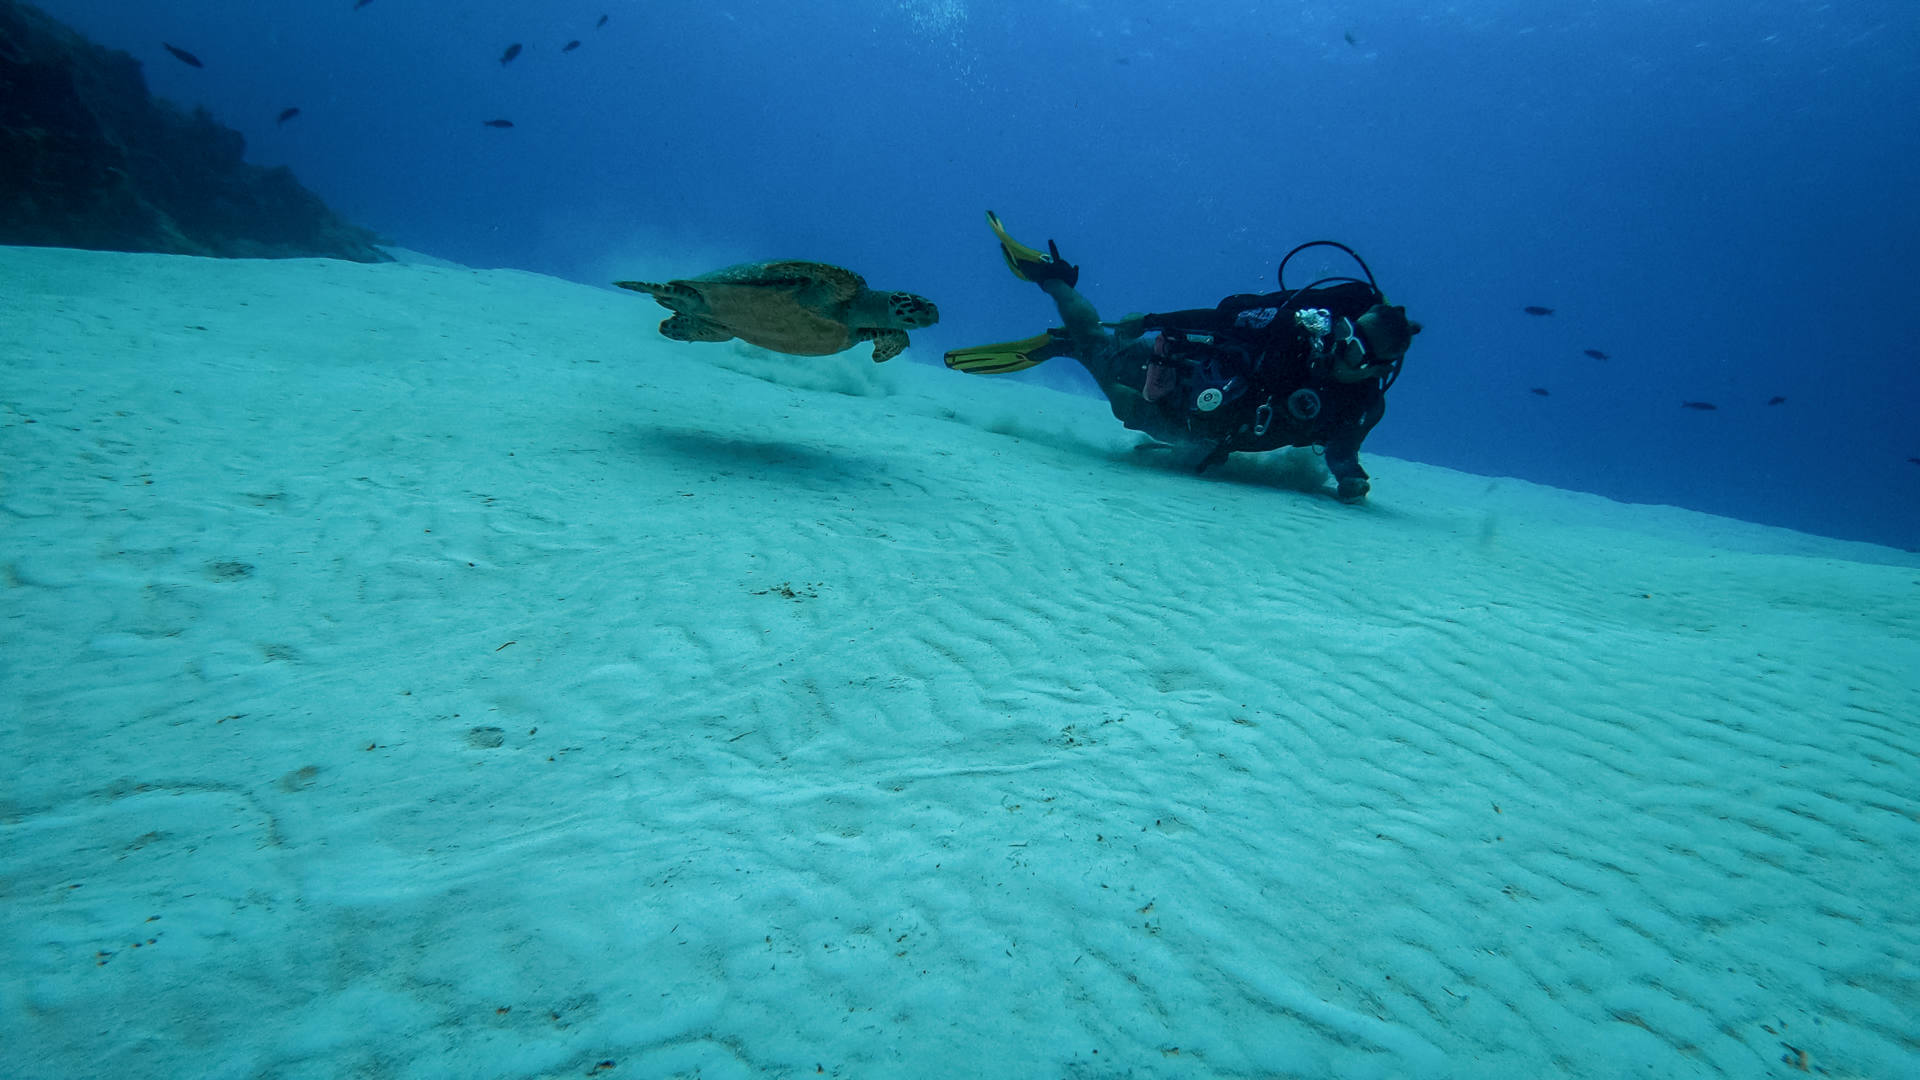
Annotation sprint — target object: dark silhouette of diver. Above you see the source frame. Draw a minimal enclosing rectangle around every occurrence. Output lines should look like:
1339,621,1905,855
947,212,1420,503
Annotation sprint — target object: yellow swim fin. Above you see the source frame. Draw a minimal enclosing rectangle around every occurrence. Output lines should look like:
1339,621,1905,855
986,210,1055,283
944,329,1072,375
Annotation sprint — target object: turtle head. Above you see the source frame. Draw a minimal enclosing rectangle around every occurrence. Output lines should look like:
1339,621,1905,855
886,292,939,329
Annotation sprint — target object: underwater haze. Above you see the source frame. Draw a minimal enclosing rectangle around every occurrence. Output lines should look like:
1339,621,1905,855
31,0,1920,548
9,4,1920,1077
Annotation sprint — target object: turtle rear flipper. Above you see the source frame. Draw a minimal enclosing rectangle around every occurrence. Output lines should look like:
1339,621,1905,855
861,328,909,363
660,314,733,343
615,279,705,315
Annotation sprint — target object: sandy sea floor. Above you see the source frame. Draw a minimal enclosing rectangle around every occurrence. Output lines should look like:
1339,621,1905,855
2,246,1916,1079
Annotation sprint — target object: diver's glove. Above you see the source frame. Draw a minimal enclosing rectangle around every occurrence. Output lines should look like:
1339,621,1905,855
987,210,1081,288
1335,476,1371,503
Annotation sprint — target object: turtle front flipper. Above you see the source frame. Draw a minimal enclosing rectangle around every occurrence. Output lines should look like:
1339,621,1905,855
660,314,733,343
862,329,909,363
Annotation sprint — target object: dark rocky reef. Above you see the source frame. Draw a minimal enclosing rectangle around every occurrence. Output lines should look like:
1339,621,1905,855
0,1,388,262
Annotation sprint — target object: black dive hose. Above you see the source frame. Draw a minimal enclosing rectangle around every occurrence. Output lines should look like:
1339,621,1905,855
1277,240,1404,392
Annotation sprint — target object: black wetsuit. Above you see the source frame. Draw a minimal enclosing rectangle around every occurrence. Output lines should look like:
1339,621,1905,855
1132,281,1389,481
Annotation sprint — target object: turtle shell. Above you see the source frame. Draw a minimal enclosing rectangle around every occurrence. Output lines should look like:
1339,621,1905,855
675,260,868,355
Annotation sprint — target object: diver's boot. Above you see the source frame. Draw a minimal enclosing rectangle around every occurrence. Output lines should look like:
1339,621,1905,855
985,210,1080,288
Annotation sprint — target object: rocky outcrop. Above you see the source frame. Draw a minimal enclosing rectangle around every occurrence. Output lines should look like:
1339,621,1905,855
0,0,388,261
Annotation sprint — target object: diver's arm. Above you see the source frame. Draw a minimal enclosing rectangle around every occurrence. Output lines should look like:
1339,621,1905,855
1323,437,1371,502
1323,395,1386,502
1323,436,1368,482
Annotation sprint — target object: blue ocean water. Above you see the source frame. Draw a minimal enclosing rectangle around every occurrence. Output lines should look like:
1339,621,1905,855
34,0,1920,548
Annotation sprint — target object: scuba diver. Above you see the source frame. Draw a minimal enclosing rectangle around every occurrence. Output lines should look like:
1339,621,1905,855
946,212,1420,503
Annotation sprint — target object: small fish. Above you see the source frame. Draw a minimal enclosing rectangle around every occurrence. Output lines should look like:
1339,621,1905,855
1583,348,1609,360
162,43,204,68
354,0,375,9
563,40,582,52
1530,387,1551,397
482,118,515,128
1523,305,1554,316
597,14,609,28
1767,396,1786,405
499,43,522,65
1681,401,1718,411
1909,457,1920,465
1344,31,1359,48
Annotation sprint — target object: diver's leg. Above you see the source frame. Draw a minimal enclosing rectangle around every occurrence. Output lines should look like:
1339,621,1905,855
1039,278,1104,346
1039,278,1137,389
1033,278,1183,440
1091,339,1155,400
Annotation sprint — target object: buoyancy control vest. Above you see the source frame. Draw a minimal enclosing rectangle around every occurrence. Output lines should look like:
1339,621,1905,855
1139,242,1405,467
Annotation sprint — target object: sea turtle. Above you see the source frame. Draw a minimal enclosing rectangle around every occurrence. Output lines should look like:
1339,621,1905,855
614,260,938,363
